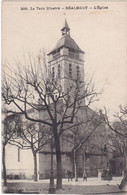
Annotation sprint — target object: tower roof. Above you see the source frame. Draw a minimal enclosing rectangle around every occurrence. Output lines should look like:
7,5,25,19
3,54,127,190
47,34,84,55
61,19,70,31
47,19,84,55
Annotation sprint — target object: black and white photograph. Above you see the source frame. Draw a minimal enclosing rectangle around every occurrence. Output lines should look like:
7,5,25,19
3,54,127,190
1,1,127,194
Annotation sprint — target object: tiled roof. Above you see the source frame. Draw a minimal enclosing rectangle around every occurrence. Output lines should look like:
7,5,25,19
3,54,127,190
47,34,84,55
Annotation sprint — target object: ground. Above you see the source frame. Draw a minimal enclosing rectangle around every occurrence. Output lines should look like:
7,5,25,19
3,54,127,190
2,177,127,194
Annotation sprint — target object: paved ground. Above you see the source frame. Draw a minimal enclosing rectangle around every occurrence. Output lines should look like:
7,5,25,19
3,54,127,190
2,177,127,194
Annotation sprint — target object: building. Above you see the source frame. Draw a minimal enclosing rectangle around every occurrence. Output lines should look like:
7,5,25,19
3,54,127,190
3,114,35,180
47,19,85,92
4,19,116,180
38,19,108,179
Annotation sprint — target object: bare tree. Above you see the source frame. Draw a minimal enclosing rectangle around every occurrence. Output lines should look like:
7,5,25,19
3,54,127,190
2,55,99,189
61,110,106,181
8,115,52,181
2,113,20,186
102,106,127,177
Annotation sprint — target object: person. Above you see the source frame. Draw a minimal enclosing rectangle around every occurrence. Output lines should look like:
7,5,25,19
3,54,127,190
83,169,87,181
98,169,102,181
66,170,73,181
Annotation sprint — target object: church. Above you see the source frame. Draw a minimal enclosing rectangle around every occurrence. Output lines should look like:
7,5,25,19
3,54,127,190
38,19,108,179
4,19,112,180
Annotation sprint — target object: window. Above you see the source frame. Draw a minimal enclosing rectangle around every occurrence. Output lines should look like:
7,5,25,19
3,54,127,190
77,66,80,79
58,64,60,78
69,64,72,78
52,67,55,79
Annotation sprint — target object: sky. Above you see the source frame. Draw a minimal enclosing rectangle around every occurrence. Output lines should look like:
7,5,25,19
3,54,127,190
2,1,127,116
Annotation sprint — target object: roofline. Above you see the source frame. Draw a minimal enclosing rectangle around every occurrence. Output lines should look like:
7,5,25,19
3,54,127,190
47,46,85,55
61,26,70,31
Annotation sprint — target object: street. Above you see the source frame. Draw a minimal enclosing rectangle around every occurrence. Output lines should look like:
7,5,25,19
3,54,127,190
3,177,127,194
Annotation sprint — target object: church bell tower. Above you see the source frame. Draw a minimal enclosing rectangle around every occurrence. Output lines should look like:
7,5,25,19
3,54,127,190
47,19,85,94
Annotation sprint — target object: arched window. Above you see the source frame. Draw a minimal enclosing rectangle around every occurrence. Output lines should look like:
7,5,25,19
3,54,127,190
58,64,60,78
52,67,55,79
77,66,80,79
69,64,72,78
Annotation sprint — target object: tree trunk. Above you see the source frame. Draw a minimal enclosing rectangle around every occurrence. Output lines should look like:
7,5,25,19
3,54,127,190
124,155,127,177
74,150,78,181
124,140,127,177
33,152,38,181
2,144,7,186
55,135,62,189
